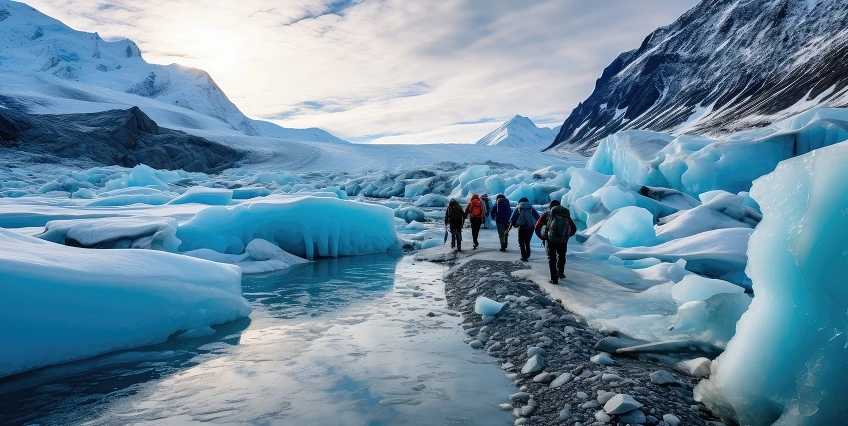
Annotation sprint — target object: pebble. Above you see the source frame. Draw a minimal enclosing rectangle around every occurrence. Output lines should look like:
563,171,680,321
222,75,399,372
594,410,612,422
663,413,681,426
498,403,513,411
411,384,426,391
520,405,536,416
469,340,484,349
509,392,531,402
521,354,545,374
581,401,600,410
603,394,643,415
650,370,680,386
550,372,572,388
575,391,589,400
502,362,515,370
597,391,617,404
602,373,623,382
528,347,546,357
533,372,553,383
617,408,647,424
514,418,527,425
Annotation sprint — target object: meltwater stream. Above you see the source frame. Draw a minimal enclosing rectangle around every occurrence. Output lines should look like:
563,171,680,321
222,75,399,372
0,253,514,425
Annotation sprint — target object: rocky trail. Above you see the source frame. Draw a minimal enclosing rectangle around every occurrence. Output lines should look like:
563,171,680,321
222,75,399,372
438,256,724,426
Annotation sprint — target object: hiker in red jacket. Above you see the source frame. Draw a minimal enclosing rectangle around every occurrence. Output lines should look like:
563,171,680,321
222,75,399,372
465,193,485,249
535,200,577,284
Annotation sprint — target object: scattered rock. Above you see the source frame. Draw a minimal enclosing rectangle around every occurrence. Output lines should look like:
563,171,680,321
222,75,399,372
469,340,484,349
597,391,617,404
663,413,681,426
533,372,553,383
595,410,612,422
602,373,623,382
521,354,545,374
618,408,648,424
498,403,513,411
550,372,572,388
509,392,531,402
604,394,643,415
650,370,681,386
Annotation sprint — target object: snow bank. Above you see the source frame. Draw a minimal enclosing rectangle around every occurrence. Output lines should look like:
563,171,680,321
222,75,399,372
176,196,401,260
695,142,848,425
0,228,250,378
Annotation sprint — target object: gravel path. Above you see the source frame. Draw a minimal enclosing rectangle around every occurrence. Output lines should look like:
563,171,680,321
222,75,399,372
440,257,723,426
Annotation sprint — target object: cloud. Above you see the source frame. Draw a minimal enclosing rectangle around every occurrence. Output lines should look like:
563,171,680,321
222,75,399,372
19,0,700,143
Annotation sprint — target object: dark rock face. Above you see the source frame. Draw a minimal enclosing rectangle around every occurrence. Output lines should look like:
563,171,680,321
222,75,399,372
0,106,240,172
549,0,848,155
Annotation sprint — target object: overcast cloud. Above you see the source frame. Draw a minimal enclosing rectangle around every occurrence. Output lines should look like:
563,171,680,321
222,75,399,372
20,0,700,143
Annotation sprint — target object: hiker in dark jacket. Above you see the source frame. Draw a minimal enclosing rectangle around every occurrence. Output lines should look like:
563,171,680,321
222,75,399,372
490,194,512,251
535,200,577,284
444,198,467,251
510,197,541,262
464,193,485,249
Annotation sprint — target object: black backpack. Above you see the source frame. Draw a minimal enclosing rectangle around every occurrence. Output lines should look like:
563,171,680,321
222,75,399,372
547,205,572,243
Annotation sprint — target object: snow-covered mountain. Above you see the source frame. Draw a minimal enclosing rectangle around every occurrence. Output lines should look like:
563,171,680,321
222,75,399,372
548,0,848,155
475,115,560,150
0,1,346,143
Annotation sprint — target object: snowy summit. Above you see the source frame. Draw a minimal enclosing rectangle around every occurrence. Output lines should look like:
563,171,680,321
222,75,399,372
475,115,560,151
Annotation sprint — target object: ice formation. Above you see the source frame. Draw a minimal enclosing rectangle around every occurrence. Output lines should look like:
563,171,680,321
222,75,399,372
0,228,250,377
695,142,848,425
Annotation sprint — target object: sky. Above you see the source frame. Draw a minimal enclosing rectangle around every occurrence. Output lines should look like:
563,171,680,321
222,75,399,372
20,0,700,144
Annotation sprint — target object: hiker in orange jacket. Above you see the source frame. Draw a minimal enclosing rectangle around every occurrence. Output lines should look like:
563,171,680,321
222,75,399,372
465,193,485,249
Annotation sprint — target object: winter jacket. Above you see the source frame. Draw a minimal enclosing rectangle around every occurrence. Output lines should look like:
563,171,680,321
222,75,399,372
465,195,485,218
445,201,467,229
510,201,540,229
491,197,512,225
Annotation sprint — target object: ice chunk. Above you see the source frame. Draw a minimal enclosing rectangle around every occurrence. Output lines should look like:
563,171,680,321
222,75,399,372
414,193,448,207
0,228,250,378
695,142,848,426
474,296,505,316
168,186,233,205
37,217,181,252
597,206,656,248
395,206,426,224
671,275,745,306
176,195,401,260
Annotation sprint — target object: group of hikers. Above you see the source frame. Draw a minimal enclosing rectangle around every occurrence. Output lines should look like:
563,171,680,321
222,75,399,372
444,194,576,284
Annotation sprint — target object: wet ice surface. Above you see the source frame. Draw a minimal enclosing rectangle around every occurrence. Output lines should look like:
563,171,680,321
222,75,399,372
0,254,513,425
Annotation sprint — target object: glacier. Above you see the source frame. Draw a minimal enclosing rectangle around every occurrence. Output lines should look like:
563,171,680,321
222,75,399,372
0,228,250,377
694,142,848,425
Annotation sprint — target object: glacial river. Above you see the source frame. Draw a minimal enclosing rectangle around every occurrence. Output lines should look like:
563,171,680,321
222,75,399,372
0,253,514,425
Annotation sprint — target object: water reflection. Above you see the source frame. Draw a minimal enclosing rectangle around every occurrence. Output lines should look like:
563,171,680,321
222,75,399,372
0,253,512,426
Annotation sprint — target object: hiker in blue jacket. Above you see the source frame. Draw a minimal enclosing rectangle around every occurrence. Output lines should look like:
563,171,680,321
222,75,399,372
490,194,512,251
510,197,540,261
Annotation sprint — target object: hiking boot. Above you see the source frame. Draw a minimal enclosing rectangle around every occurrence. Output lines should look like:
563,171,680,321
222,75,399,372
558,272,565,279
549,279,558,285
499,248,506,252
520,258,528,262
473,242,479,249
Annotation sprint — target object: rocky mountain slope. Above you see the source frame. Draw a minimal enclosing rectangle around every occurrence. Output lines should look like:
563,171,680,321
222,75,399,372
0,105,239,172
548,0,848,155
476,115,561,150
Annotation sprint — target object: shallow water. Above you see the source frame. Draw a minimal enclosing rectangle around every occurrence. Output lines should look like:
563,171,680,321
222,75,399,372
0,253,513,425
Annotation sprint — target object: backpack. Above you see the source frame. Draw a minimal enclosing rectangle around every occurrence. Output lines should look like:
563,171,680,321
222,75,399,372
469,199,484,217
547,206,573,243
516,204,535,227
450,204,464,221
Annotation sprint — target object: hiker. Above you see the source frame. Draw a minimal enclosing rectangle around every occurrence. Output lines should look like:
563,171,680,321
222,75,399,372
535,200,577,284
480,194,493,229
464,194,485,249
490,194,512,251
510,197,541,262
444,198,467,252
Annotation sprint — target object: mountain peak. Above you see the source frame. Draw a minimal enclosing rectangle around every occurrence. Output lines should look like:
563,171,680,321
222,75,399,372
549,0,848,155
475,115,557,150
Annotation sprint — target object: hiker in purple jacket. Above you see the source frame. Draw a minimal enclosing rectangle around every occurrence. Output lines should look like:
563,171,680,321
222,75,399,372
490,194,512,251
